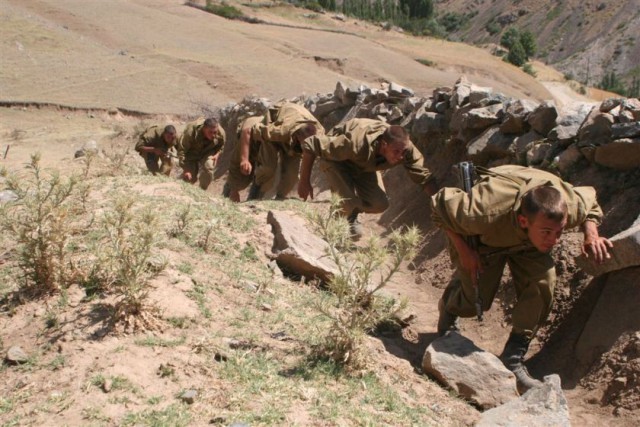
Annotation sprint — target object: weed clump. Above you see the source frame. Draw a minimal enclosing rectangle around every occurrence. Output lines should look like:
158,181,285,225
0,154,88,296
309,196,420,370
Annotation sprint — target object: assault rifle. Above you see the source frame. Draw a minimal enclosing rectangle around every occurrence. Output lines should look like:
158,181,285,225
458,161,483,322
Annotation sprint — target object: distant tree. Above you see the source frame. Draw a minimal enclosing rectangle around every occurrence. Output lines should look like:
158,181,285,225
399,0,433,19
629,76,640,98
598,71,626,96
500,27,520,50
507,40,527,67
520,31,537,58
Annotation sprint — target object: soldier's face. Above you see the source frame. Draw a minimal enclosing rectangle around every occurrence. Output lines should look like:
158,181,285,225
380,141,407,165
163,131,176,144
518,212,567,253
202,126,218,141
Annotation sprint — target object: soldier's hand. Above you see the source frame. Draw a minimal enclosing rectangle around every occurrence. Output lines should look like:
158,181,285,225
582,236,613,264
183,171,193,182
459,245,483,287
210,153,220,166
240,159,252,175
297,180,313,201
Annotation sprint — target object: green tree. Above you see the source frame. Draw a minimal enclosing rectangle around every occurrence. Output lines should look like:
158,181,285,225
598,71,626,96
500,27,520,49
507,40,527,66
520,30,537,58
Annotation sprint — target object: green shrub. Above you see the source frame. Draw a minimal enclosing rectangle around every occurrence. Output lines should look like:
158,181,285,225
0,154,88,295
309,196,419,370
205,1,244,20
485,21,500,35
523,63,537,77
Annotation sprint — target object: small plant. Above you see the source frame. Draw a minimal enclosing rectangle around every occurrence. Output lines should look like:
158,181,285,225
309,196,419,370
91,196,166,331
205,1,244,20
415,58,436,67
0,154,87,296
168,204,192,238
523,63,537,77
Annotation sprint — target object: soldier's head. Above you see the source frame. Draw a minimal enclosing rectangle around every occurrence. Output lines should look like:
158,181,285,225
517,186,568,253
292,123,318,145
162,125,177,144
379,125,410,165
202,118,220,141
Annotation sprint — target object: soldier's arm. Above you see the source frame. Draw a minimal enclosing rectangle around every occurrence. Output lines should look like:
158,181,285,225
298,151,316,201
404,143,437,194
177,132,189,167
238,125,253,175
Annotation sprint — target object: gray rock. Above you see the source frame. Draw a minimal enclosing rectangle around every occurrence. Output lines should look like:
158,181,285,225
514,130,544,163
267,210,338,282
576,216,640,275
422,333,518,409
621,98,640,120
0,190,18,203
548,124,580,147
435,101,447,114
451,76,472,108
554,143,583,175
463,103,504,130
611,122,640,139
578,110,614,147
500,99,538,134
476,375,570,427
388,82,414,97
557,102,594,127
179,389,198,404
527,101,558,136
312,99,342,117
467,126,516,163
433,87,452,103
593,138,640,170
526,142,553,166
6,346,29,364
412,111,447,136
468,85,494,107
619,109,636,123
600,97,624,113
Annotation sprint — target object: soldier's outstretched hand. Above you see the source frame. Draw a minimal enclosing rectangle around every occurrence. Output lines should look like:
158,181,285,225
583,236,613,264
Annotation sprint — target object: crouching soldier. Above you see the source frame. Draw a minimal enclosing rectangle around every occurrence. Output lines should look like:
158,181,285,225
431,164,612,393
177,118,226,191
135,124,177,176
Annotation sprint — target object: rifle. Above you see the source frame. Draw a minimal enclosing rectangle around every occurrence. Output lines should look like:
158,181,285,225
458,161,483,322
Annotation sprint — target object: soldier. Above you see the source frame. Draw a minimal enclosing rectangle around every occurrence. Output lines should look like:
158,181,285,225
135,124,177,176
223,101,323,202
431,165,612,393
298,118,437,237
177,117,226,191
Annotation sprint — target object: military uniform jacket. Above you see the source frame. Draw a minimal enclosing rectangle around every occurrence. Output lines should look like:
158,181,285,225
178,119,226,166
301,118,433,187
431,165,603,248
135,126,175,153
250,101,324,156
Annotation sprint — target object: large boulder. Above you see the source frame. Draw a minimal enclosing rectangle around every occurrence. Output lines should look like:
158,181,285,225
554,143,584,175
463,103,504,131
451,76,472,108
500,99,538,134
467,126,516,164
578,110,615,147
267,210,338,282
593,138,640,170
576,215,640,276
527,101,558,136
514,130,544,164
422,333,518,409
476,375,570,427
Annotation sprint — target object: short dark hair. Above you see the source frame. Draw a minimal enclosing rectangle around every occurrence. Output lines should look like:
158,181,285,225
381,125,409,147
163,125,176,134
203,118,218,128
519,185,568,223
293,123,317,141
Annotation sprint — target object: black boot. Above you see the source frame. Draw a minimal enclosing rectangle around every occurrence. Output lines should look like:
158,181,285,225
222,182,231,198
437,299,459,336
247,182,263,201
500,333,543,394
347,209,363,239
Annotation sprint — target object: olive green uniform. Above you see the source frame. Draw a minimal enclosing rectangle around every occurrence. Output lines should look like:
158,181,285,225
302,118,434,216
177,119,226,190
431,165,603,339
226,101,324,198
135,125,175,176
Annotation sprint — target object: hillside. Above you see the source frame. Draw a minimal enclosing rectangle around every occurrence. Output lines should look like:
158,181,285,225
435,0,640,92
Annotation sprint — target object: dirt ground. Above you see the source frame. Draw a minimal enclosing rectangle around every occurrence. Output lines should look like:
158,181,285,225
1,0,638,426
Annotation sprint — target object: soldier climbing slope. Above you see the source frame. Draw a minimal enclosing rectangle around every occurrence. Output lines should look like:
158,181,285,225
177,117,226,191
135,124,177,176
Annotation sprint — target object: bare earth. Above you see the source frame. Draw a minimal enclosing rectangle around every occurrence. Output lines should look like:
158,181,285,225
1,0,634,426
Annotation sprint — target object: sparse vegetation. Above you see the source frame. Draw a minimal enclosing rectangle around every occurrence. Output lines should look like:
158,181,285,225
204,1,244,20
308,196,419,370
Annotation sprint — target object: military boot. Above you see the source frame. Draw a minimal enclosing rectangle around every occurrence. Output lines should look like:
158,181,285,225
499,333,543,394
222,182,231,198
347,209,363,240
247,183,263,201
437,299,459,336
